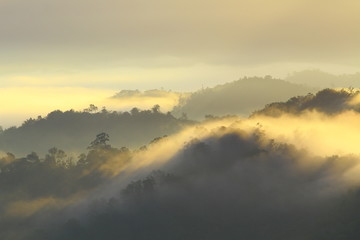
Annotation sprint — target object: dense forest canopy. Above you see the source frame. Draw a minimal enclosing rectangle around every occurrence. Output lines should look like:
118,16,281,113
0,105,194,156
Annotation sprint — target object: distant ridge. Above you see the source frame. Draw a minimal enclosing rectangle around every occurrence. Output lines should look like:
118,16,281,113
172,76,315,119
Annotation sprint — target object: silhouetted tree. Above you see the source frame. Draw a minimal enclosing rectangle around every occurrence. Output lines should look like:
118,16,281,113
130,107,140,115
45,147,67,166
84,104,98,113
26,152,40,163
88,132,110,150
77,153,88,167
152,104,160,113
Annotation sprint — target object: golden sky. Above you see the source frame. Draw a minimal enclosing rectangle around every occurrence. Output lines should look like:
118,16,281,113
0,0,359,86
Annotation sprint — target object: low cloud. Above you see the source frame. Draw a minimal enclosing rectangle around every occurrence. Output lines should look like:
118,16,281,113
107,89,187,113
5,196,78,218
28,114,360,239
0,87,114,128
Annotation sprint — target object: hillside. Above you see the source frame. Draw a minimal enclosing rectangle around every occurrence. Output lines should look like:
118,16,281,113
0,106,194,156
252,88,360,117
172,76,315,120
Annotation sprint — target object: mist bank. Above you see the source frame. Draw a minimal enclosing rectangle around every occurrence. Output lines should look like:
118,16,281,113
0,87,116,128
108,89,189,113
3,113,360,240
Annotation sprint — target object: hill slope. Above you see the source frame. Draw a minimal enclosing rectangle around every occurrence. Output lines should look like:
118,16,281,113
172,76,315,119
252,88,360,117
0,107,194,156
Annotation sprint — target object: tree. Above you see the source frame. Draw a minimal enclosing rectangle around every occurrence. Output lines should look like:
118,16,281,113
152,104,160,113
83,104,98,113
45,147,67,166
0,152,15,164
88,132,110,149
77,153,88,167
130,107,140,115
26,152,40,163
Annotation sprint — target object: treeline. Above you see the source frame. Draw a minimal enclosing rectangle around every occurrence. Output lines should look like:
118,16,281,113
252,88,360,117
0,105,194,156
0,132,145,239
0,133,130,200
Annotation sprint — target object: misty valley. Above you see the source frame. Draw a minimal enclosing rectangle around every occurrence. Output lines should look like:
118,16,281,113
2,74,360,239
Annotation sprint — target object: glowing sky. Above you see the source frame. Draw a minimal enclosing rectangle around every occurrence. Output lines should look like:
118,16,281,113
0,0,359,126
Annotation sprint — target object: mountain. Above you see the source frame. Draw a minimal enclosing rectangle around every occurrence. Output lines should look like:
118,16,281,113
172,76,315,120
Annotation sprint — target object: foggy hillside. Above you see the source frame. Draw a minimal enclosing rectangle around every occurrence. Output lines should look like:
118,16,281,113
41,131,360,240
0,106,194,156
252,88,360,117
172,76,315,120
2,104,360,239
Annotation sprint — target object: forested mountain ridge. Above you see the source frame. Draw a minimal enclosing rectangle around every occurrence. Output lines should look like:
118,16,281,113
0,106,194,156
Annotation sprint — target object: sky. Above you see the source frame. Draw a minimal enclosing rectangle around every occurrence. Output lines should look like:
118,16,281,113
0,0,359,126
